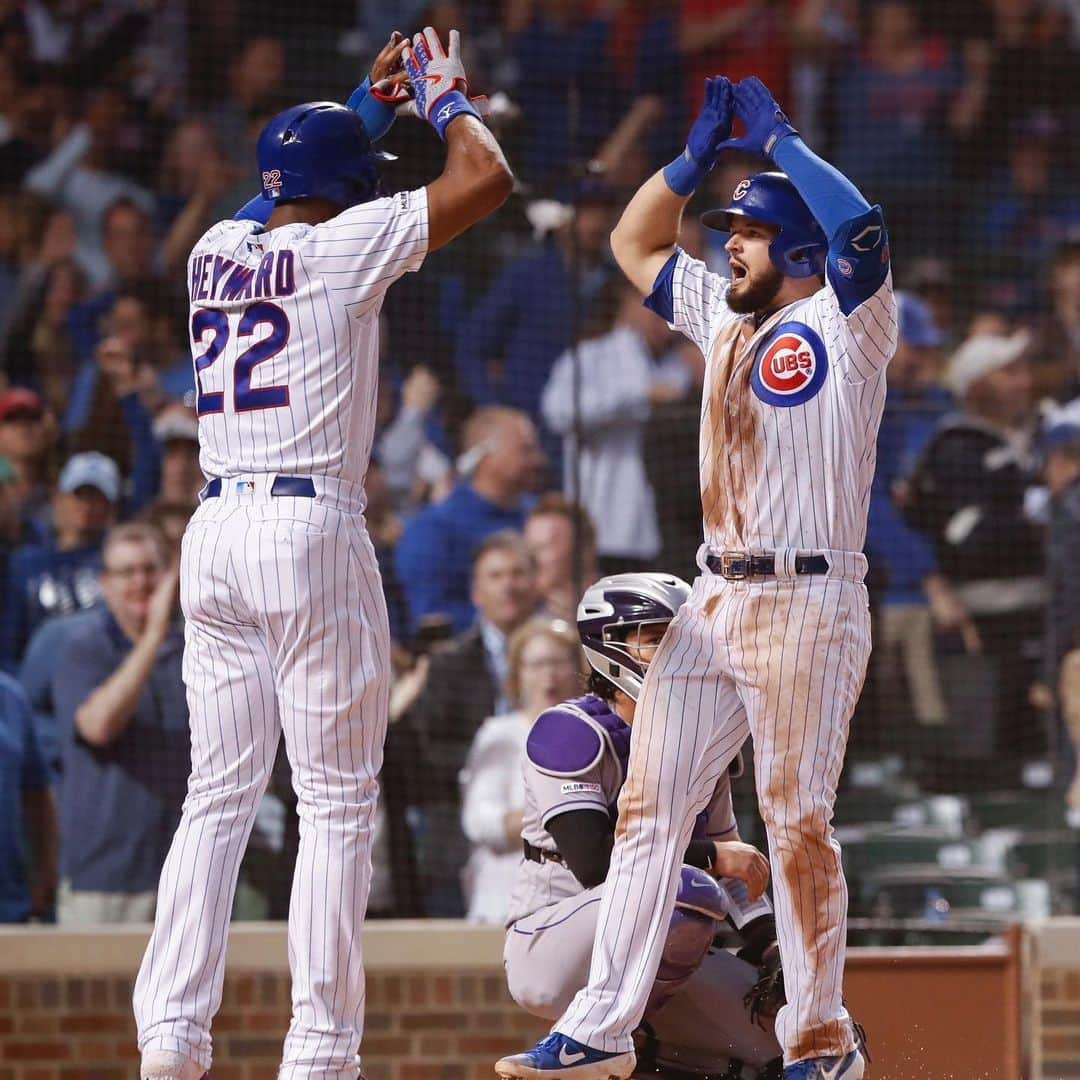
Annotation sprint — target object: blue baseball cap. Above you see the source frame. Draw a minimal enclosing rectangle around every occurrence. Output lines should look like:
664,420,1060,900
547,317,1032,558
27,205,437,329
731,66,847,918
897,292,943,348
58,452,121,502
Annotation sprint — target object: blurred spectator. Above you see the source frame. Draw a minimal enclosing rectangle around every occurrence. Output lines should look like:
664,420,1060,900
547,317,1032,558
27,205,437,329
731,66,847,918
524,494,598,623
1032,415,1080,809
23,90,155,289
17,611,75,778
155,120,238,274
1033,235,1080,404
0,387,54,539
375,366,452,515
833,1,959,247
502,2,621,186
460,617,581,924
0,451,118,671
542,279,691,574
395,406,545,635
967,114,1080,290
207,36,287,171
679,0,801,120
404,530,538,914
867,294,954,745
0,454,19,579
946,0,1078,181
365,459,409,649
52,522,186,924
455,182,617,431
901,331,1046,781
0,671,56,922
151,406,201,508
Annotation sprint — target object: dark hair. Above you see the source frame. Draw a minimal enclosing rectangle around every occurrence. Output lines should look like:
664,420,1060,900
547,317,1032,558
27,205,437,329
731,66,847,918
586,668,617,702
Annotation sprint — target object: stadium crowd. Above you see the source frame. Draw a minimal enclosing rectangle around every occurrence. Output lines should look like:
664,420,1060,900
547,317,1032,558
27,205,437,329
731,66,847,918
1,0,1079,923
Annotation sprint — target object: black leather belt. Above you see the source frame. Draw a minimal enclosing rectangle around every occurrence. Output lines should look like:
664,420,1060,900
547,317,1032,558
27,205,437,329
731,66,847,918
705,552,830,580
203,476,316,499
523,839,565,866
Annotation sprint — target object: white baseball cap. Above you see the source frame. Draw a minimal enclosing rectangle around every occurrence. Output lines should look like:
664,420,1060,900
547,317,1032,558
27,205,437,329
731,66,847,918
945,330,1031,397
152,408,199,443
57,452,121,502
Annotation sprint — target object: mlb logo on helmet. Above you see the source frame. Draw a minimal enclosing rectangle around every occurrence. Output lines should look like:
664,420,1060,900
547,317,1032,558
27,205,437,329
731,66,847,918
750,321,828,407
732,179,751,201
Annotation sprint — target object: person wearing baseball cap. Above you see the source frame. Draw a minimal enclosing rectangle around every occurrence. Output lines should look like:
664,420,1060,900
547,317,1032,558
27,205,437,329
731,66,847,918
0,389,53,540
899,330,1046,788
151,406,202,508
0,452,120,670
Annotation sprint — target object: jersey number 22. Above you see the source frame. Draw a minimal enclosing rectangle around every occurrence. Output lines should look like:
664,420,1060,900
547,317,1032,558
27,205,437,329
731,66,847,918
191,302,291,416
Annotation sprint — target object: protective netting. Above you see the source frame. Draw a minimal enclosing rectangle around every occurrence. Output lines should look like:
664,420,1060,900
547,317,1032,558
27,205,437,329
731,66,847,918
1,1,1078,937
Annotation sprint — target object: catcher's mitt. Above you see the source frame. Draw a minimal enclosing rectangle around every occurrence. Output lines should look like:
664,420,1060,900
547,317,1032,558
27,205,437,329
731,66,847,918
743,942,784,1027
743,947,870,1063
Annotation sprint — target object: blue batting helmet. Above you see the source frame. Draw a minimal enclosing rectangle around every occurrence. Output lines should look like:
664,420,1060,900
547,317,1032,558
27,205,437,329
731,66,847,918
577,572,691,701
256,102,395,210
701,171,827,279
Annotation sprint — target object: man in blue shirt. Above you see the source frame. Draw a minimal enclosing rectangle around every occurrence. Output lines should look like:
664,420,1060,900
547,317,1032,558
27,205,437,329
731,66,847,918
1,451,118,671
395,406,545,637
454,183,617,430
0,672,56,922
52,520,187,923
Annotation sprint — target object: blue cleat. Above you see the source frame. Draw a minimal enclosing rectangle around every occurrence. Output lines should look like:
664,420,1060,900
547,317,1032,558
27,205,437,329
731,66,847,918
783,1050,864,1079
495,1032,636,1079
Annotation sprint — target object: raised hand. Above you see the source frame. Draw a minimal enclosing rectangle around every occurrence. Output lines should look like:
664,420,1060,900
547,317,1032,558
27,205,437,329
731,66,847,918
662,76,734,196
402,26,482,140
718,76,797,158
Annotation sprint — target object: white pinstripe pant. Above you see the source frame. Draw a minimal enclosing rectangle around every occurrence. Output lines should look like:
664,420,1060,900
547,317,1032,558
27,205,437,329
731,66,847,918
556,562,871,1066
134,489,389,1079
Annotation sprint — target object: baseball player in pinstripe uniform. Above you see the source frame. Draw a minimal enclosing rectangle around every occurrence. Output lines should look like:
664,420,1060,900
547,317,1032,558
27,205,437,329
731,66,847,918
497,75,895,1080
133,28,512,1080
504,573,783,1080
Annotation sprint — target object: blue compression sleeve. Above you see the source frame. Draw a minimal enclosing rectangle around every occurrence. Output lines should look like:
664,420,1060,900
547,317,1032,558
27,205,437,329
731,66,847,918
773,135,869,242
234,193,272,224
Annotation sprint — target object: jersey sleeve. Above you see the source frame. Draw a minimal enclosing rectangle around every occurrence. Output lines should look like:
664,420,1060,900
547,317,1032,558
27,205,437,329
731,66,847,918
817,205,899,381
644,247,735,357
701,769,737,838
301,187,430,315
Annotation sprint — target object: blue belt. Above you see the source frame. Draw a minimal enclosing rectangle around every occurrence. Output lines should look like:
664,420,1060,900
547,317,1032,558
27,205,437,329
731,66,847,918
706,552,829,580
203,476,316,499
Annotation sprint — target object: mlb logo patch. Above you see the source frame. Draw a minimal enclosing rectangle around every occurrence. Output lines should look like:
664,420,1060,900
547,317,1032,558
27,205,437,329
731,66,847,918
750,322,828,408
236,480,256,493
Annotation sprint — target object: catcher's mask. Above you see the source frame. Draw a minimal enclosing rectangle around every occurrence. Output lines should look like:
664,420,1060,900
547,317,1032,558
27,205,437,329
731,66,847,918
577,573,691,701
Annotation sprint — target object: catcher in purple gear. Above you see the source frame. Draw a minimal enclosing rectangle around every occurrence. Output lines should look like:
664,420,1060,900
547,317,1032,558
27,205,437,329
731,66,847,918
499,573,784,1080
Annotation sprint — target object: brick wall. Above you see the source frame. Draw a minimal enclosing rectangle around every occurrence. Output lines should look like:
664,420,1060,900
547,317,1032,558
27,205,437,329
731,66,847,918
5,920,1079,1079
0,969,547,1080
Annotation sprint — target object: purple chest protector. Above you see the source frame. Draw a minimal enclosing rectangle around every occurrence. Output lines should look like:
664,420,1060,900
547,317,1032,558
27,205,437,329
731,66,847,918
526,695,632,819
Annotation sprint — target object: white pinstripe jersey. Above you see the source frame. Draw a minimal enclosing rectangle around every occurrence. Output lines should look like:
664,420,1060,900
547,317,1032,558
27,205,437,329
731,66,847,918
669,250,897,555
186,188,429,486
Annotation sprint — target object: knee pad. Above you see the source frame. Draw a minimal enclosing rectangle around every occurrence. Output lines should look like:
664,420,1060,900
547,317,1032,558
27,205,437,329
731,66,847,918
645,866,729,1018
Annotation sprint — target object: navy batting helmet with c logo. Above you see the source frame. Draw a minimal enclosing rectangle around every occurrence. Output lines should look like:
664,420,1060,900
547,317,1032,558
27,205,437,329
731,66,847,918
701,171,827,279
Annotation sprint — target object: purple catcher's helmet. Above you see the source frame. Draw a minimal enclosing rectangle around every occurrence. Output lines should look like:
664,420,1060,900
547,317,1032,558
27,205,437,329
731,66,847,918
577,572,691,701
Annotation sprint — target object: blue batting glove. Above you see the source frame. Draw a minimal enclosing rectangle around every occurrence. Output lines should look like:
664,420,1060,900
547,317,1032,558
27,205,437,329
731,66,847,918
663,76,734,196
718,76,798,158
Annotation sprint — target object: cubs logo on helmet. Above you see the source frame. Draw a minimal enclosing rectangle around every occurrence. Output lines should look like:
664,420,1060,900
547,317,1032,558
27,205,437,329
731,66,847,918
732,179,751,201
750,322,828,407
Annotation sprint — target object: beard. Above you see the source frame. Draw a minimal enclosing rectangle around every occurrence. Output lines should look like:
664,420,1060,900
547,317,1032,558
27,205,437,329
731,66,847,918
726,262,785,315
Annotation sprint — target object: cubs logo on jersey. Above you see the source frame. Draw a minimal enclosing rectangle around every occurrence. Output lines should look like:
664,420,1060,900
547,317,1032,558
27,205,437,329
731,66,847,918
749,321,828,408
